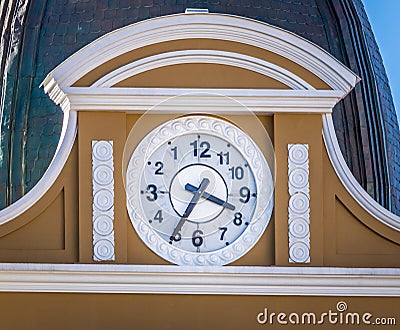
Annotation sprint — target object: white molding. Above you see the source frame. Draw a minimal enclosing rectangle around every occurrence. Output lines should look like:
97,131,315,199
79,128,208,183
64,88,344,114
185,8,209,14
42,77,70,112
0,111,77,225
322,114,400,230
92,140,115,261
288,144,310,263
92,50,314,90
42,13,358,93
0,264,399,296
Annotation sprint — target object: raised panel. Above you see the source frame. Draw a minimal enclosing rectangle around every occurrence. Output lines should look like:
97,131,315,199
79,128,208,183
335,198,400,256
0,191,65,251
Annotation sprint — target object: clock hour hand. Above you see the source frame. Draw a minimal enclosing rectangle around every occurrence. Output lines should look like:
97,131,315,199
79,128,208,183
169,178,210,243
185,183,235,211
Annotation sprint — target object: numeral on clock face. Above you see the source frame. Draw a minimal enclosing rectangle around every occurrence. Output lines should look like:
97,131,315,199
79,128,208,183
190,139,211,158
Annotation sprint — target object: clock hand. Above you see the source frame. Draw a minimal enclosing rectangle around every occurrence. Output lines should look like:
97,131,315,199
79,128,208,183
169,178,210,243
185,183,235,211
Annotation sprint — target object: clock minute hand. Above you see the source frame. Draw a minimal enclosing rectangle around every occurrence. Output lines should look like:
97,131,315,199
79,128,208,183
169,178,210,243
185,183,235,211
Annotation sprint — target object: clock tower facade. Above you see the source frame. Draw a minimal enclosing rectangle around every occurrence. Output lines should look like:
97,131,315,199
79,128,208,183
0,2,399,329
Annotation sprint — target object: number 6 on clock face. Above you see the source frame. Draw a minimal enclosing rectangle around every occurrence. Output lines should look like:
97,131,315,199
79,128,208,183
126,115,274,266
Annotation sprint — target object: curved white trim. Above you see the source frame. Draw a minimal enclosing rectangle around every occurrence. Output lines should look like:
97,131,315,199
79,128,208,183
93,50,314,90
0,263,400,296
43,13,358,93
322,114,400,231
0,111,77,225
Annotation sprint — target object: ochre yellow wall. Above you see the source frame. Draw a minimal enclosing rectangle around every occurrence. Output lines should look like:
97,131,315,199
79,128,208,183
115,63,289,89
0,293,397,330
0,143,78,263
323,149,400,267
78,111,128,263
273,114,324,266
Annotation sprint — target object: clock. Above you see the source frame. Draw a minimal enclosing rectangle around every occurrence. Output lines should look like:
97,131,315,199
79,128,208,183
126,115,273,265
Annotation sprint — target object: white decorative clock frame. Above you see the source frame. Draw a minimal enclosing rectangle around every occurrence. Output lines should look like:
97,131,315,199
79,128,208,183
125,115,274,266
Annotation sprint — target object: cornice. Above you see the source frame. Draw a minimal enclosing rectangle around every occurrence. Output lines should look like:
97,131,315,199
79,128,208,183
0,264,399,296
63,88,344,114
44,13,359,94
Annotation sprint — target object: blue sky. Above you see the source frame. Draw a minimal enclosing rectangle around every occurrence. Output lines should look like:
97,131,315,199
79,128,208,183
363,0,400,125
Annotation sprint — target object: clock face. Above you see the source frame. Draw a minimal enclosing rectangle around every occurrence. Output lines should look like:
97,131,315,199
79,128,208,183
126,115,273,265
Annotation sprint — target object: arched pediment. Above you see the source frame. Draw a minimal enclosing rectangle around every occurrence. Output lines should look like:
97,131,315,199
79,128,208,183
4,11,381,233
42,13,358,111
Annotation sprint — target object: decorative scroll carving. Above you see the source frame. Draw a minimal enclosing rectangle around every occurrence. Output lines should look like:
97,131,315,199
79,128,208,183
92,140,115,261
288,144,310,263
